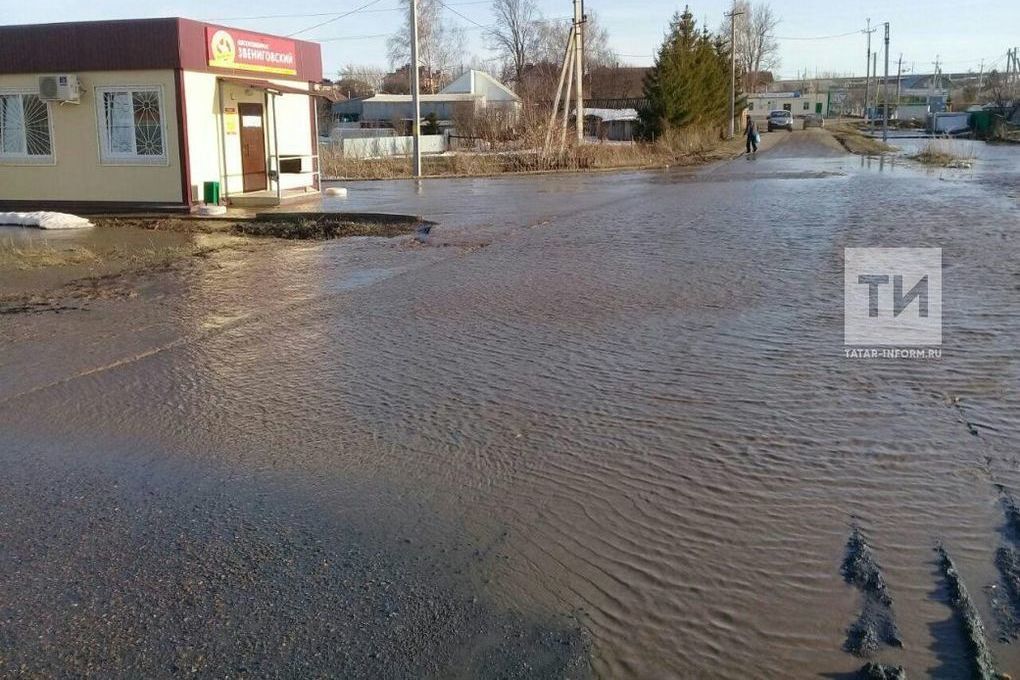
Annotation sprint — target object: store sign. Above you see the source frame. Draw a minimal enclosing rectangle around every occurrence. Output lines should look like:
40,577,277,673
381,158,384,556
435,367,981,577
206,27,297,76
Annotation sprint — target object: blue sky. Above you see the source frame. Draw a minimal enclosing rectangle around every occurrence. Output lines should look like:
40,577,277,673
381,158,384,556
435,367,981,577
3,0,1017,79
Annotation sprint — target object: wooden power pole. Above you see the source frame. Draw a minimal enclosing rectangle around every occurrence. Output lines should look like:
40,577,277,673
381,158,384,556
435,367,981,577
573,0,584,144
543,2,586,155
895,54,903,112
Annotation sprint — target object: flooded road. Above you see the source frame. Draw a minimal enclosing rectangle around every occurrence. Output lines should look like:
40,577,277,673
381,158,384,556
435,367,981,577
2,130,1020,677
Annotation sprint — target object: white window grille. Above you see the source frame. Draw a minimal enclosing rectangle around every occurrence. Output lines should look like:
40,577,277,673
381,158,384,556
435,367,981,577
0,93,53,162
96,87,167,164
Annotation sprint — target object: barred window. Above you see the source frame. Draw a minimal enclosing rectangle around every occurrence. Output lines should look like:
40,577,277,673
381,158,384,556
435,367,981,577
0,93,53,161
97,87,166,164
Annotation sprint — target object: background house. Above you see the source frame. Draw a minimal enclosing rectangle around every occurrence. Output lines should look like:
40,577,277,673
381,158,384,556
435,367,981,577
330,69,520,134
582,108,638,141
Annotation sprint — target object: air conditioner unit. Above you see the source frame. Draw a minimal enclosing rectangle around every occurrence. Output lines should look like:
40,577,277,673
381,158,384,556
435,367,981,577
38,74,81,103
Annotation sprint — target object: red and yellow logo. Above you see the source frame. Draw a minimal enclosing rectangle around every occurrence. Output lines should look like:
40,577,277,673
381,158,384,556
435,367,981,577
209,30,236,67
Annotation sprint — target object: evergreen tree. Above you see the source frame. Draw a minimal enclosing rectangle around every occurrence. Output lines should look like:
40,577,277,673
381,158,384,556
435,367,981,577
639,7,740,140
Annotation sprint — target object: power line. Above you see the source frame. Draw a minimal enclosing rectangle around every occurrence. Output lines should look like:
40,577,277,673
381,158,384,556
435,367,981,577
210,1,488,22
316,33,391,42
435,0,488,29
287,0,388,37
774,29,863,41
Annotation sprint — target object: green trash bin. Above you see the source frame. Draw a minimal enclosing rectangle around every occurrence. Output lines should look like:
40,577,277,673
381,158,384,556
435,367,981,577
203,181,220,205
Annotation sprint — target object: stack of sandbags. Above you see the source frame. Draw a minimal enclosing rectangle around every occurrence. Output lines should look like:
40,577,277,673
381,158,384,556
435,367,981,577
0,211,94,229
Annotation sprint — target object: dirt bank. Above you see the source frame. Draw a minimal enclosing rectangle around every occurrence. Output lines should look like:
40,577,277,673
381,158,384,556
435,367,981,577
231,213,424,240
827,123,898,156
0,214,425,313
0,228,251,307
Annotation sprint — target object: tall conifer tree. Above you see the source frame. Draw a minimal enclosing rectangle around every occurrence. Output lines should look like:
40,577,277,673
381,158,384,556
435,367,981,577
639,7,740,139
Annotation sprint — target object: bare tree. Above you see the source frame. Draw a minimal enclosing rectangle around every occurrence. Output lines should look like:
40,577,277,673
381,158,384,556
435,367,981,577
534,10,617,68
387,0,466,93
985,69,1020,119
725,1,780,92
487,0,540,87
335,64,386,98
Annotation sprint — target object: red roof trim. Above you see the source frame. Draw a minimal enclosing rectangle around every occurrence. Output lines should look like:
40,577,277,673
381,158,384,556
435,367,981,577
0,18,322,82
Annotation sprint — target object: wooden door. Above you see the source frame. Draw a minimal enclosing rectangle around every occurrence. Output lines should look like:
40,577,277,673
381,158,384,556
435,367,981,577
239,103,267,193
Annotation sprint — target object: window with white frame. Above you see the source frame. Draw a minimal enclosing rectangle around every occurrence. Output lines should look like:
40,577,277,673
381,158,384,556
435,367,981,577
96,87,166,164
0,93,53,162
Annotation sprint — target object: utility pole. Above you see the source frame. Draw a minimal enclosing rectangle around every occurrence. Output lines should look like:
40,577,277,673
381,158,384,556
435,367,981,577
573,0,584,144
561,30,575,148
882,23,889,142
864,18,873,120
409,0,422,177
871,53,877,129
543,25,574,155
726,7,745,138
895,54,903,111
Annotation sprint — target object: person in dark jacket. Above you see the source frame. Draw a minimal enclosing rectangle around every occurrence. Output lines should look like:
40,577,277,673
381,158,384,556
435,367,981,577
745,115,759,154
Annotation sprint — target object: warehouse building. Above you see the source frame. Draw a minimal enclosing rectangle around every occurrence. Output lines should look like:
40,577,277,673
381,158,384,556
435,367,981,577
0,18,324,211
746,91,829,117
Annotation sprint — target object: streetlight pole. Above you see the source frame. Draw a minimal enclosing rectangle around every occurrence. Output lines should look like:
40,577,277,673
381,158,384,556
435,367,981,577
727,7,744,138
863,18,873,121
882,23,890,143
409,0,422,178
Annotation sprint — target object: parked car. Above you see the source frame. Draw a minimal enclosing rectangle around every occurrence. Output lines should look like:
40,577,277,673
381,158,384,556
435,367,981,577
767,110,794,132
803,113,824,128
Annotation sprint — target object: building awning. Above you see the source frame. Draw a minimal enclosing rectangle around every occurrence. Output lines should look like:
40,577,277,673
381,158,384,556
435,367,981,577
218,76,313,97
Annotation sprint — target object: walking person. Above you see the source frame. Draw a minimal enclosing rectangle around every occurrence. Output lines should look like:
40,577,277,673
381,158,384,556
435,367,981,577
745,115,759,155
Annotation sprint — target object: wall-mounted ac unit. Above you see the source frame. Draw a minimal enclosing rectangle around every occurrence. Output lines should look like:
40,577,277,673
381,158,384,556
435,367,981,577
38,74,81,103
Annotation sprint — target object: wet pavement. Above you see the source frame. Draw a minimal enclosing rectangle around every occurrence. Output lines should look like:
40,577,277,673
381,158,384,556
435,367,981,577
2,130,1020,677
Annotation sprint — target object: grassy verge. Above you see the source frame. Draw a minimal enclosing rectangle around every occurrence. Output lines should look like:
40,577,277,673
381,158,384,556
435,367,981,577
0,236,242,273
0,240,100,270
827,123,897,156
320,126,725,180
91,217,236,234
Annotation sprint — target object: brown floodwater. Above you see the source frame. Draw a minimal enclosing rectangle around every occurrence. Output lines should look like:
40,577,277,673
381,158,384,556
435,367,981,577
2,131,1020,677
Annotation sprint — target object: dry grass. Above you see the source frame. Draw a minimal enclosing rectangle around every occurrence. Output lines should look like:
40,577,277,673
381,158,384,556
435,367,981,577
911,139,974,167
0,239,100,270
827,123,897,156
91,217,235,234
320,105,728,180
319,125,724,180
0,236,240,274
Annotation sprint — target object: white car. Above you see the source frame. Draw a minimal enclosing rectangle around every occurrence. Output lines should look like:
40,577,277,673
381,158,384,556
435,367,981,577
767,110,794,132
